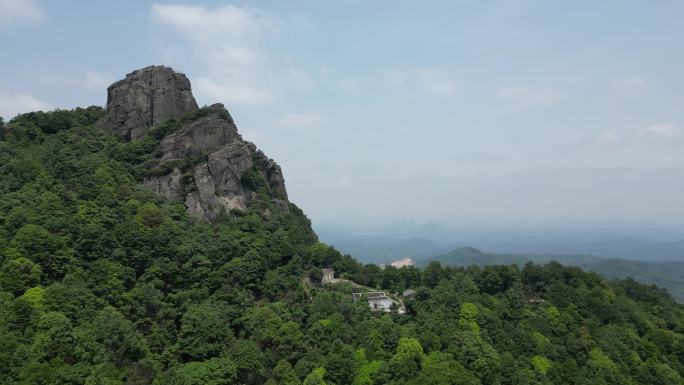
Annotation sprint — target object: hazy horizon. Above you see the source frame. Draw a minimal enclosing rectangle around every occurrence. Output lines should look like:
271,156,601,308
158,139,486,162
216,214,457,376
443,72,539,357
2,0,683,228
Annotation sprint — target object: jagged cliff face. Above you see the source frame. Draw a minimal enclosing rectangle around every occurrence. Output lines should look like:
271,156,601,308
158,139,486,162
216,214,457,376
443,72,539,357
97,65,289,221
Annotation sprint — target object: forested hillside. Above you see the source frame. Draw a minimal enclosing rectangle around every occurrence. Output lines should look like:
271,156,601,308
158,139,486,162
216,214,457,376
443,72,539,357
1,103,684,384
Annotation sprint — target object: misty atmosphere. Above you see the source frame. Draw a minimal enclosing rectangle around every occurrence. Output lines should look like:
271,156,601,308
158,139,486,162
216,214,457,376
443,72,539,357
2,1,684,384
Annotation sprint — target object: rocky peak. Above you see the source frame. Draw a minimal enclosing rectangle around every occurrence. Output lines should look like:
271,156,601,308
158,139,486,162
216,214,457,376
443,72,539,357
98,65,289,221
97,65,199,139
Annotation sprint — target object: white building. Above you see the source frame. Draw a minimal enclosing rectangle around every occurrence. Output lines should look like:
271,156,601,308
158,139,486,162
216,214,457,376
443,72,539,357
353,291,397,312
390,258,415,268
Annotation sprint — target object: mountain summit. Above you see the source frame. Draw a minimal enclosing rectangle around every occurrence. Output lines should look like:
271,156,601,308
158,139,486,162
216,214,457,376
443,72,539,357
98,65,289,221
97,65,199,140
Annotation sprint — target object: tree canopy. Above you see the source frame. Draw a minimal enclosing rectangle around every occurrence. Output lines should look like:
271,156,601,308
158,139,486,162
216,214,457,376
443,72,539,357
0,108,683,384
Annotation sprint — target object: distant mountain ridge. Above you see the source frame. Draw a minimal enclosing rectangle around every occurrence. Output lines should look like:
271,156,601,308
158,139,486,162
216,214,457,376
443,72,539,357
317,223,684,262
420,247,604,267
315,227,449,264
427,247,684,302
560,237,684,261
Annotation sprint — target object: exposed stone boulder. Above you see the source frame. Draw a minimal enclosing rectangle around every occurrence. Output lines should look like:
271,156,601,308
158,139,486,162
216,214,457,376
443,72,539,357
184,141,256,219
97,65,199,139
145,133,289,221
96,65,290,221
145,167,184,202
253,150,289,200
157,104,238,164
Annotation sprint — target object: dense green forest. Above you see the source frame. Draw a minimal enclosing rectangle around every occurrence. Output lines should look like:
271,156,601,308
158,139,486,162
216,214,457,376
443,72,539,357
1,109,684,385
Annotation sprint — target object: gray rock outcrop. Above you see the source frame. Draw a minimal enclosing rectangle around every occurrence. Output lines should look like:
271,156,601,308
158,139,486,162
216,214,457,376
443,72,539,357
156,103,238,164
99,66,289,221
97,65,199,139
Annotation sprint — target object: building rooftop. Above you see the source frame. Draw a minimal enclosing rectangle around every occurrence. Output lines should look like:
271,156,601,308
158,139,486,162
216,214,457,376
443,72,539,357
353,291,390,300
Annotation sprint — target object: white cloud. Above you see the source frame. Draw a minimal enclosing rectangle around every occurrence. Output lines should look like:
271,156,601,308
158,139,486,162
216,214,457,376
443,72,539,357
275,112,327,128
151,3,277,105
84,70,115,88
195,77,275,105
414,67,457,96
497,85,563,106
205,46,261,67
337,77,362,94
611,75,646,92
639,123,681,139
0,0,44,26
454,151,508,164
384,70,408,87
151,4,274,47
0,92,51,119
596,131,620,145
287,68,315,92
383,67,457,96
335,178,354,186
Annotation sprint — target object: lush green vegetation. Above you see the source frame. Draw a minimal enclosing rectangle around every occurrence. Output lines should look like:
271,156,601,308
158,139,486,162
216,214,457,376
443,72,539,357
1,109,684,385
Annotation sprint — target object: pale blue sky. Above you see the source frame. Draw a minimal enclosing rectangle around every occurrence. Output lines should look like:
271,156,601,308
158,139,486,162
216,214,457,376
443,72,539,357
2,0,683,226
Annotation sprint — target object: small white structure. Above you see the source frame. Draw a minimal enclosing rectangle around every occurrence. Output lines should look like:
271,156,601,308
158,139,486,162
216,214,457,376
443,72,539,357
321,268,335,284
390,258,415,268
353,291,397,312
402,289,417,298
